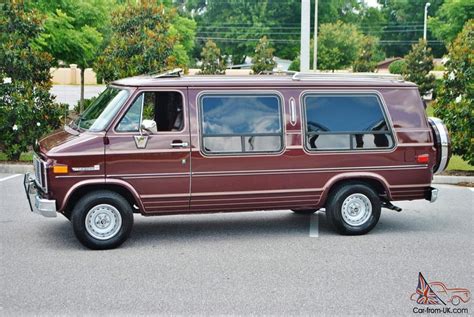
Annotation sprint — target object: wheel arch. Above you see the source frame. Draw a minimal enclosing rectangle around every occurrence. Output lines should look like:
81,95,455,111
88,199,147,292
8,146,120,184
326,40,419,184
60,179,144,217
320,172,392,206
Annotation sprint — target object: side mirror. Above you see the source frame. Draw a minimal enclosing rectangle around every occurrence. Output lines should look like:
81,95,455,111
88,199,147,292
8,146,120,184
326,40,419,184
141,119,157,134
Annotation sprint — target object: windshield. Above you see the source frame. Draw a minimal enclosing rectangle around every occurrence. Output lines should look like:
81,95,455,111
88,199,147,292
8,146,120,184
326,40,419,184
73,87,129,132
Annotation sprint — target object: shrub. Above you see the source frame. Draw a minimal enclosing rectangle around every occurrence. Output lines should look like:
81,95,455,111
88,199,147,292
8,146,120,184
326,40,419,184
199,40,226,75
388,60,406,74
433,20,473,165
251,36,276,74
352,36,382,73
73,96,97,114
402,39,435,96
0,2,63,161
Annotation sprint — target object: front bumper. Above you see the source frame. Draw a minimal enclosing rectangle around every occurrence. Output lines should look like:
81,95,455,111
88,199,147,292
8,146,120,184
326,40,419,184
23,173,57,217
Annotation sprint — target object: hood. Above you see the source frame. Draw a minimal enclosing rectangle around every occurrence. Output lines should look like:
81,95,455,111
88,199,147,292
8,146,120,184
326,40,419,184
38,127,79,154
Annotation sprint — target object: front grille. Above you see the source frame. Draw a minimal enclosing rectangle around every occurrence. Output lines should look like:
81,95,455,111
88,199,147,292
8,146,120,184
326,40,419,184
33,155,48,193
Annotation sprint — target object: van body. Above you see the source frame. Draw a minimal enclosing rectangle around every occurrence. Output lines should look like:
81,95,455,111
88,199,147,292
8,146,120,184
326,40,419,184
24,72,451,249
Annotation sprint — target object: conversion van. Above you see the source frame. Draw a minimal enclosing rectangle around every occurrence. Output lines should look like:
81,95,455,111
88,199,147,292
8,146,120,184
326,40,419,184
24,71,450,249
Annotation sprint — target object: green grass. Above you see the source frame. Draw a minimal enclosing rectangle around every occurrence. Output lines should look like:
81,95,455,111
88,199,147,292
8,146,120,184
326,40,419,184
426,104,434,117
447,155,473,171
0,152,33,162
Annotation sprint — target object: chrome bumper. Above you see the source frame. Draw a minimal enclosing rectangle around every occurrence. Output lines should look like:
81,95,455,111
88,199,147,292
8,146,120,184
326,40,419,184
23,173,57,217
426,187,439,203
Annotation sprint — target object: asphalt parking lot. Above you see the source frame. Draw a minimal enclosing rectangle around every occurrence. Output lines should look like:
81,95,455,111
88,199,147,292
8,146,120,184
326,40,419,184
0,173,472,315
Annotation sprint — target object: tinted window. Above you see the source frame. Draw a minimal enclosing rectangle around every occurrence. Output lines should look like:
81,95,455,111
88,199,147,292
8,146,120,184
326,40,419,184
304,94,393,150
200,94,283,154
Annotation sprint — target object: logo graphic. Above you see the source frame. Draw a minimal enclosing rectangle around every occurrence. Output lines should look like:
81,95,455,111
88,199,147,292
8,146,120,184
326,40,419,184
134,135,149,149
410,273,471,306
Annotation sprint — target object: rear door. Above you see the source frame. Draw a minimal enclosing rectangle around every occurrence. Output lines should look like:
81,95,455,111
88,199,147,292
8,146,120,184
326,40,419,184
105,88,191,214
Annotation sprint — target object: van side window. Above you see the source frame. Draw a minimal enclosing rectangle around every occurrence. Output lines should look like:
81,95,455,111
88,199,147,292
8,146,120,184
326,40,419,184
200,94,283,154
303,94,394,150
116,91,184,133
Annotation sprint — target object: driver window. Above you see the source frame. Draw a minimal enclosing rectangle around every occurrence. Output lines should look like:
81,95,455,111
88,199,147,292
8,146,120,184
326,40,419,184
116,91,184,133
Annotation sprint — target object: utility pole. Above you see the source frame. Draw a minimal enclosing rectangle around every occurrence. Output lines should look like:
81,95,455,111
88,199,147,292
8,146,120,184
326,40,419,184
423,2,431,41
313,0,318,71
300,0,310,72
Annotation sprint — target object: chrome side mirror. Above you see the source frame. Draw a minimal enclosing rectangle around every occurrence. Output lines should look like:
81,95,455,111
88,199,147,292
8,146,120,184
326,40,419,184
141,119,157,134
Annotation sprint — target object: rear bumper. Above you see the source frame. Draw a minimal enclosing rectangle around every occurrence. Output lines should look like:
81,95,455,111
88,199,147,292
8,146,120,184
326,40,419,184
425,187,439,203
23,173,57,217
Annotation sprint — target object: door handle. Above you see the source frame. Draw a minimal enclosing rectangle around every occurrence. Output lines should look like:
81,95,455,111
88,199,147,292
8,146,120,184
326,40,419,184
171,140,189,148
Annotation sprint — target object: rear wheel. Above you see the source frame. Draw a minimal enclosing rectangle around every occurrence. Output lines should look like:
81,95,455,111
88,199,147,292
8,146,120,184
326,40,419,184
326,183,381,235
71,190,133,250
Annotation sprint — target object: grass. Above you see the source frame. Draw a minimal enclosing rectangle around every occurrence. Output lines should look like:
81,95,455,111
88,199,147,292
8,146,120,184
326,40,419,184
447,155,473,171
0,152,33,162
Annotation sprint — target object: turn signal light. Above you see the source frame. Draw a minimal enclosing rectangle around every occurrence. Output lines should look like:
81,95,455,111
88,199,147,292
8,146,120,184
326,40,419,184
416,154,430,164
53,165,68,174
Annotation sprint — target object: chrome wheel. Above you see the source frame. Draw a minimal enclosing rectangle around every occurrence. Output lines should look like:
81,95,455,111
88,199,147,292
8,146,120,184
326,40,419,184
341,193,372,227
85,204,122,240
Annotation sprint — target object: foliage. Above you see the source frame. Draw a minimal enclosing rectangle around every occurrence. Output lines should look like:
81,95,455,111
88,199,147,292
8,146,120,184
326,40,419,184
94,0,194,83
251,37,276,74
0,2,63,161
73,96,97,114
199,40,226,75
429,0,474,44
318,22,363,71
353,36,383,72
402,39,435,96
388,59,407,74
433,20,473,165
188,0,364,63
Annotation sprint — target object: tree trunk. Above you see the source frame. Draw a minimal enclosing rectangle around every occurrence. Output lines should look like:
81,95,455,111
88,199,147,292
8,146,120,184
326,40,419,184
80,67,85,113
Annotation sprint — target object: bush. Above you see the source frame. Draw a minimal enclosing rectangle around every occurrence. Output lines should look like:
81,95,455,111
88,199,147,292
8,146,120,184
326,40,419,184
0,2,63,161
251,36,276,74
73,96,97,114
352,36,382,73
199,40,226,75
433,20,473,165
402,39,435,96
388,60,406,74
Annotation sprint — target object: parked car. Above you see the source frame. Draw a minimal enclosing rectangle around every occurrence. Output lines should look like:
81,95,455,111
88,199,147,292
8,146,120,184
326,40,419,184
24,71,451,249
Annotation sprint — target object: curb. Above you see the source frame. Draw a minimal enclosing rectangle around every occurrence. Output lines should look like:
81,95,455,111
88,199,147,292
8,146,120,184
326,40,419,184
0,164,33,174
0,163,472,185
433,175,473,185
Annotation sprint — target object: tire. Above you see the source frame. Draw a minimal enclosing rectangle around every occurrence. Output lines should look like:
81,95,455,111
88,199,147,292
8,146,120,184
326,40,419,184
326,182,381,235
451,296,461,306
292,209,318,215
71,190,134,250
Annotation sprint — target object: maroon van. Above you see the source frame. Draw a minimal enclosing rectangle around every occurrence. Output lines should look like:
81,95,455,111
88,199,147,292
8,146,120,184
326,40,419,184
24,71,450,249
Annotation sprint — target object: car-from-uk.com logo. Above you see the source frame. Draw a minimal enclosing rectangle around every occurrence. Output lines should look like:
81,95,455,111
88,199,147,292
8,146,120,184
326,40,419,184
411,273,470,314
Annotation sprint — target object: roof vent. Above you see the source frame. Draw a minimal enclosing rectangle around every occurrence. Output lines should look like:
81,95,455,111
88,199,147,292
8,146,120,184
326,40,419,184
151,68,183,78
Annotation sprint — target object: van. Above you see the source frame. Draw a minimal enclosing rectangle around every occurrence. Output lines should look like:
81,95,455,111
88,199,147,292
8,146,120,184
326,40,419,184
24,71,451,249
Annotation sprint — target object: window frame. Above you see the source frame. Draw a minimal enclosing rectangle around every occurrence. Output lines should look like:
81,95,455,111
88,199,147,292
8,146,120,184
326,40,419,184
198,92,285,156
301,91,396,153
113,88,187,134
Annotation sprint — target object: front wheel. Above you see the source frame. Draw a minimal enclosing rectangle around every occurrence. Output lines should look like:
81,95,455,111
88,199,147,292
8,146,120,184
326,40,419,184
326,183,381,235
71,190,134,250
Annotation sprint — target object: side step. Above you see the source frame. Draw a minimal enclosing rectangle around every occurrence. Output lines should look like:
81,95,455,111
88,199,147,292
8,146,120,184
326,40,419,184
382,201,402,212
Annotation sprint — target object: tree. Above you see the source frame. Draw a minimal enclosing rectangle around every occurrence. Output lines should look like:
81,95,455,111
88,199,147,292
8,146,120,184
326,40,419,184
199,40,226,75
36,9,102,112
318,22,363,71
433,20,473,165
353,36,383,72
402,39,435,96
251,37,276,74
378,0,444,57
0,1,63,161
94,0,194,83
429,0,474,44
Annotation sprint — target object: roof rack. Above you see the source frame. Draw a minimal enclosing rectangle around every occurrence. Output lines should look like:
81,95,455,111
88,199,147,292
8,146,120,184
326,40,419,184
258,70,296,76
292,72,404,82
151,68,183,78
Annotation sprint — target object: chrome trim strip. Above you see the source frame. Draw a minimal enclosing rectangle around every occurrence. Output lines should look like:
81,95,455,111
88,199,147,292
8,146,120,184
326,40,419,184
429,117,449,174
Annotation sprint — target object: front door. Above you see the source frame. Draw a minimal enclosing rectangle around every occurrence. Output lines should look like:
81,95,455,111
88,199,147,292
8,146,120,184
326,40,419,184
105,88,191,214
